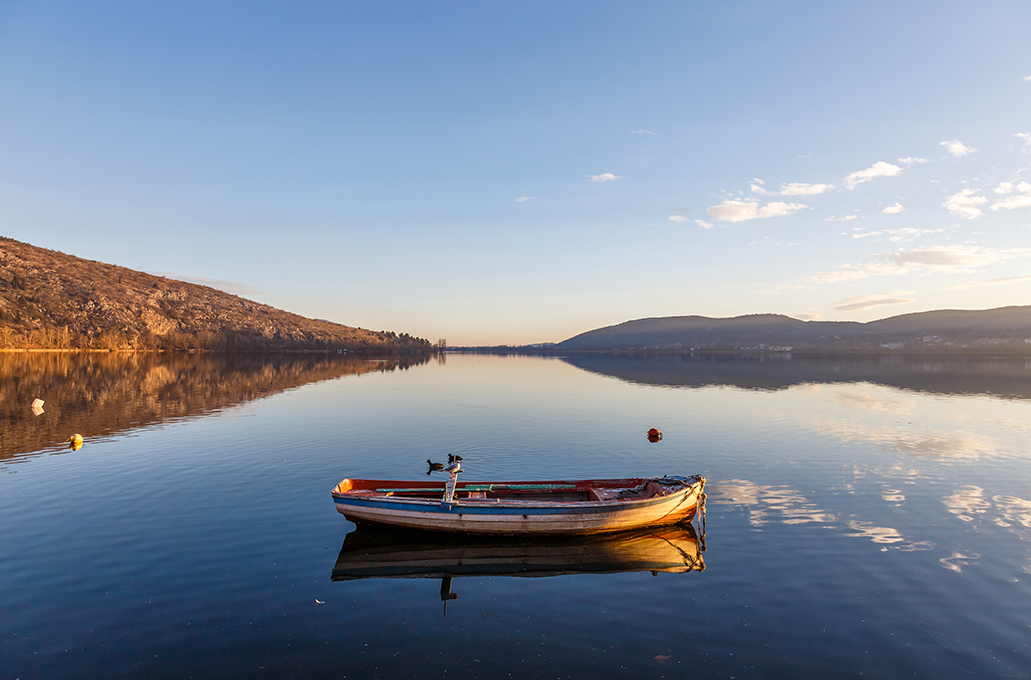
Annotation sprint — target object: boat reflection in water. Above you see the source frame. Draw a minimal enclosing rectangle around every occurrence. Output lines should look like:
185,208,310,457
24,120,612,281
332,524,705,609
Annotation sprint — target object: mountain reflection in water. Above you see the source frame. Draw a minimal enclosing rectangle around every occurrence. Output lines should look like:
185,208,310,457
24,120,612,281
0,352,430,462
561,353,1031,399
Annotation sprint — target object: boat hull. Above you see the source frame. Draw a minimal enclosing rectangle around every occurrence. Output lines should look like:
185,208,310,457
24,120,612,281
332,476,705,535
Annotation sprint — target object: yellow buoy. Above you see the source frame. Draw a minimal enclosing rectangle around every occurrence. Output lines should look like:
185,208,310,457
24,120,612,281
69,434,83,450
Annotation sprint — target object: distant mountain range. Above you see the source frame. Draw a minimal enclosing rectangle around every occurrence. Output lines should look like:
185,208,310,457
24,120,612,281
557,308,1031,352
0,236,430,351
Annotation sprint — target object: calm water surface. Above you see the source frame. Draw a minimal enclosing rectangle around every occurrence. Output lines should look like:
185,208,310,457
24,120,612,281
2,352,1030,679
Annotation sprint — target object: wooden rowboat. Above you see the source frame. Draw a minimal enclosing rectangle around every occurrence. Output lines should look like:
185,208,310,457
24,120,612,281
331,474,706,535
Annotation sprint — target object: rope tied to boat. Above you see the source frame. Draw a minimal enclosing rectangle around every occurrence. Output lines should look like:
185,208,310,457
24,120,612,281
698,484,707,552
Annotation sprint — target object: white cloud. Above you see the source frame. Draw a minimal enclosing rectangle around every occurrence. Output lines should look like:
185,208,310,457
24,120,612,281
588,173,622,182
804,245,1031,284
805,263,895,284
1025,75,1031,81
780,182,835,196
882,203,904,214
944,275,1031,290
898,157,930,165
751,183,773,196
851,227,941,243
887,246,1028,270
668,215,689,222
631,130,657,135
943,189,987,219
1016,132,1031,147
845,161,901,187
515,196,535,202
834,295,913,312
706,200,809,222
695,219,714,229
990,181,1031,211
795,312,821,320
940,139,975,157
995,182,1015,195
826,215,858,222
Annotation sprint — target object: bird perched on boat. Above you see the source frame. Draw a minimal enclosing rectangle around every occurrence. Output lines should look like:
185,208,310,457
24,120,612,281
444,454,462,475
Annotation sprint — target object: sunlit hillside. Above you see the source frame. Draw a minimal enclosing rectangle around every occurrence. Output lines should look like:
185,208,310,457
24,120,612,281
0,237,431,351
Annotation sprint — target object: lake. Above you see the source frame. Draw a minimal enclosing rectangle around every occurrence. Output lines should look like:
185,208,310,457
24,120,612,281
2,351,1030,679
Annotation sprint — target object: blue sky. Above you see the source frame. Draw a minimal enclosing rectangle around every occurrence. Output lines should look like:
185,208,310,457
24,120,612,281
2,1,1030,345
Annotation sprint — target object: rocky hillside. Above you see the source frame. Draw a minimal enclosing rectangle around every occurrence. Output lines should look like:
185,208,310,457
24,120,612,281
0,236,431,351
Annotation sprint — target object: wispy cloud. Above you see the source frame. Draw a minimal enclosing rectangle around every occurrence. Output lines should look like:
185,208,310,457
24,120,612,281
515,196,535,202
886,245,1026,270
834,295,913,312
588,173,622,182
631,129,657,135
826,215,858,222
882,203,904,214
898,157,930,165
780,182,835,196
943,189,987,218
990,181,1031,210
667,206,692,222
1025,75,1031,82
669,212,712,228
940,139,975,157
750,180,773,196
845,161,901,188
153,273,261,297
804,245,1031,284
795,312,821,320
1015,132,1031,148
706,200,809,222
944,275,1031,290
851,227,940,243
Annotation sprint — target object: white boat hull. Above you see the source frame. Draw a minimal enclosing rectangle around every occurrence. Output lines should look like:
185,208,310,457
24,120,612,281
332,476,705,535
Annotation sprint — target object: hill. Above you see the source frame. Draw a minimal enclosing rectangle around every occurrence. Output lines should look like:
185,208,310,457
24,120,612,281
0,236,431,351
558,308,1031,352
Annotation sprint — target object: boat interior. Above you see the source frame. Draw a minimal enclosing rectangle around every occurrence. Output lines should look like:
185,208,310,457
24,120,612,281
333,478,684,503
